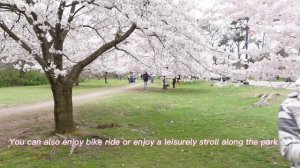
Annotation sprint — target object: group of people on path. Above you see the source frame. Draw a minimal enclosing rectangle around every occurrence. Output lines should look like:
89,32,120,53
163,75,181,89
142,72,181,91
101,71,183,91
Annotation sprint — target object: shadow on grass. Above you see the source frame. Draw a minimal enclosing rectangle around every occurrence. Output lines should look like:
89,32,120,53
134,87,212,95
74,82,128,89
74,84,109,89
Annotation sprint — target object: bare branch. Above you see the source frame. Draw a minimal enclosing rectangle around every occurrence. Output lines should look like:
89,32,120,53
186,51,213,73
0,3,21,12
63,54,77,64
115,46,140,62
149,32,165,47
67,23,137,82
136,27,165,47
57,1,66,22
0,21,32,53
65,0,97,7
0,44,5,54
25,0,35,5
186,51,230,76
82,25,106,43
0,21,48,69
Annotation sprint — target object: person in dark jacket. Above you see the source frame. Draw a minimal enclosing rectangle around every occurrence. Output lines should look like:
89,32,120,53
104,72,108,84
172,77,176,88
142,72,149,91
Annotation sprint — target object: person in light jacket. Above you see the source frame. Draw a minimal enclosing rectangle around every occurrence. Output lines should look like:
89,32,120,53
279,78,300,168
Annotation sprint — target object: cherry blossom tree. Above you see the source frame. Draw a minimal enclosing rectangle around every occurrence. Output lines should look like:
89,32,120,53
200,0,300,80
0,0,207,133
2,0,299,134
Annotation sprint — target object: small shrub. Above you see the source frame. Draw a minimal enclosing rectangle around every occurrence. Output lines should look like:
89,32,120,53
0,69,48,87
22,70,48,86
0,69,20,87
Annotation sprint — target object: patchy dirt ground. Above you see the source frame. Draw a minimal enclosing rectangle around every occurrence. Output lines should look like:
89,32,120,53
0,84,141,146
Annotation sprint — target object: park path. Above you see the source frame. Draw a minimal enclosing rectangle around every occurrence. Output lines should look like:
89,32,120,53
0,83,141,119
248,80,296,90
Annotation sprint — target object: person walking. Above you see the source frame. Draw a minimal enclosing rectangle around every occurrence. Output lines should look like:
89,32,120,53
176,75,181,84
150,74,154,83
172,77,176,88
142,72,149,91
104,72,108,84
278,78,300,168
162,76,169,89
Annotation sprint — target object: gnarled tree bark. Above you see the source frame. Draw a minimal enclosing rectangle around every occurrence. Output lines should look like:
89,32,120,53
51,81,75,133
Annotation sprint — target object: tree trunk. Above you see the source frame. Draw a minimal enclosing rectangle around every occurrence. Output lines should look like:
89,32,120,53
51,82,75,133
75,77,79,86
245,25,249,60
237,42,241,59
19,61,26,78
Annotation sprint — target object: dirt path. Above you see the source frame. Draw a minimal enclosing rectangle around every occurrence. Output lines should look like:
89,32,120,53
0,83,142,145
0,83,141,120
248,80,296,90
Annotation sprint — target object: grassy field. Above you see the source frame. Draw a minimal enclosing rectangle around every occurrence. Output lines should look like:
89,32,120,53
0,78,128,107
0,81,293,167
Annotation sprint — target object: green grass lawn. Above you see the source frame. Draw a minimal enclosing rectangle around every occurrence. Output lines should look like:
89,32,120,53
0,81,292,167
0,78,128,107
